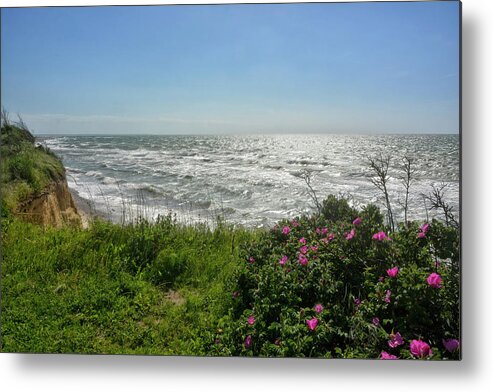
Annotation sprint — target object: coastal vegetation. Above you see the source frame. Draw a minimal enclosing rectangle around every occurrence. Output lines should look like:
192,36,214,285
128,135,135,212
0,116,460,359
1,111,64,215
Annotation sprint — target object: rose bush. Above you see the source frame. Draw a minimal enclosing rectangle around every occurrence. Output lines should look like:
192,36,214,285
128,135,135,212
210,196,460,359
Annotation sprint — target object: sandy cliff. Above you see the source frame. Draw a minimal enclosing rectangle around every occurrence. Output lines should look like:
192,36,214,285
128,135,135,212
15,178,82,228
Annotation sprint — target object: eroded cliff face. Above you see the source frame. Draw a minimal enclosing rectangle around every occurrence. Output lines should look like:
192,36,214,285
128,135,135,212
15,179,82,228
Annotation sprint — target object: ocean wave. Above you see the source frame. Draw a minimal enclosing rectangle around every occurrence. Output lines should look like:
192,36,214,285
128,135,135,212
47,134,460,228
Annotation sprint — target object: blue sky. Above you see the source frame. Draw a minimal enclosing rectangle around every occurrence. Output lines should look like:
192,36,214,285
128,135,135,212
1,2,460,135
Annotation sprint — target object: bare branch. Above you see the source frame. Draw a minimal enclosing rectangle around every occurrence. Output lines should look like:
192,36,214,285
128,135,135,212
422,183,459,229
367,154,395,232
300,169,322,216
399,156,415,225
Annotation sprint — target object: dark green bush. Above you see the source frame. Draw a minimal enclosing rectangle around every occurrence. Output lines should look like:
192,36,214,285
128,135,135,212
213,196,460,359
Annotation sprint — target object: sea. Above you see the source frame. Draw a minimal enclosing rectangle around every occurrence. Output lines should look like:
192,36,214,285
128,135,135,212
41,134,460,228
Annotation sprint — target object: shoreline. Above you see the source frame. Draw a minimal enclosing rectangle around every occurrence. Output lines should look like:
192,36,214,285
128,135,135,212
70,187,110,229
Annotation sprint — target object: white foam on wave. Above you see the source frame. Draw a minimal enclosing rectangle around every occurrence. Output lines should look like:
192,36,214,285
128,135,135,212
48,134,460,228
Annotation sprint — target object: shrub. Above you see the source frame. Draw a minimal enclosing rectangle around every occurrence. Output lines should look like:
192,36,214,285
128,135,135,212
214,196,460,359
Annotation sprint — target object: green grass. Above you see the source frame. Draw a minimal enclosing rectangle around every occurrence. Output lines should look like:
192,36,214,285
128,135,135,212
1,123,65,213
1,216,261,354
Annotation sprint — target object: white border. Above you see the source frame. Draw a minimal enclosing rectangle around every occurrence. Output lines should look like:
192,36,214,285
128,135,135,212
2,1,493,391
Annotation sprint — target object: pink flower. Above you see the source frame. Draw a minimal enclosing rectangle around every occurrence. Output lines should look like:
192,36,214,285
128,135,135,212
298,253,308,266
372,317,380,326
232,291,239,299
384,290,392,303
322,227,329,235
244,335,252,349
410,339,432,358
378,276,385,282
372,231,389,241
353,217,362,226
291,219,300,227
247,315,256,325
315,227,321,235
427,272,443,288
386,266,399,278
300,245,308,254
388,332,404,348
380,351,398,360
354,298,361,307
314,304,324,314
299,237,306,245
248,256,255,264
282,226,291,235
310,245,318,252
322,233,336,244
417,223,430,238
442,338,460,353
279,255,288,265
306,317,318,331
345,228,356,241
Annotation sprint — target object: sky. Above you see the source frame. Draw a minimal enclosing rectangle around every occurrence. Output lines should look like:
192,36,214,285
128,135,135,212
1,1,460,135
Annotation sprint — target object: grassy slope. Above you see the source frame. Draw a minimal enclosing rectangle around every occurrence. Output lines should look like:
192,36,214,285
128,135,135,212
1,216,260,354
1,123,65,214
0,120,261,354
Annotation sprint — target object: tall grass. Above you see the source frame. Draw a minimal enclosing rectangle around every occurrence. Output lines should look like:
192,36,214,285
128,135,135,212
1,213,262,354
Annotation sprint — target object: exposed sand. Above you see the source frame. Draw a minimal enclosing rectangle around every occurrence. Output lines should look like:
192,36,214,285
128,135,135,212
70,189,109,229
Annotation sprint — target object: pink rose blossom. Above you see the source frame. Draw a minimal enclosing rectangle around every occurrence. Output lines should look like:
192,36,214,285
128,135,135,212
372,231,389,241
384,290,392,303
442,338,460,353
300,245,308,254
279,255,288,265
247,315,256,325
322,227,329,235
372,317,380,326
314,304,324,314
232,291,239,299
378,276,385,282
282,226,291,235
345,228,356,241
291,219,300,227
410,339,432,358
310,245,319,252
315,227,321,235
354,298,361,307
380,351,398,360
244,335,252,349
388,332,404,348
306,317,318,331
298,254,308,266
299,237,307,245
248,256,255,264
353,217,362,226
386,266,399,278
427,272,443,288
417,223,430,238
